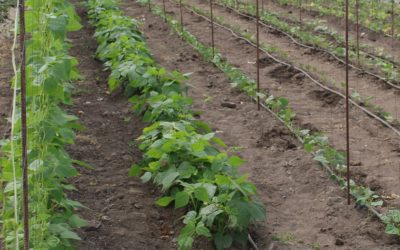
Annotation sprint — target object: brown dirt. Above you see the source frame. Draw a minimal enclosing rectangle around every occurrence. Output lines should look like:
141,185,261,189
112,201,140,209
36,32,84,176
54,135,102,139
0,8,15,141
121,1,400,249
153,0,400,210
66,3,178,249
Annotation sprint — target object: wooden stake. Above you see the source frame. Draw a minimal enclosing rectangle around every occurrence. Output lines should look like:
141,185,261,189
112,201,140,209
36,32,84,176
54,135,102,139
210,0,215,57
18,0,29,248
256,0,260,110
345,0,351,205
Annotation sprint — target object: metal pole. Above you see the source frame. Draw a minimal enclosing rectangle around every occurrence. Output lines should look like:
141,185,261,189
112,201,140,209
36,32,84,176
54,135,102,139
19,0,29,248
148,0,151,11
345,0,351,205
210,0,215,58
163,0,167,21
355,0,360,66
256,0,260,110
179,0,183,33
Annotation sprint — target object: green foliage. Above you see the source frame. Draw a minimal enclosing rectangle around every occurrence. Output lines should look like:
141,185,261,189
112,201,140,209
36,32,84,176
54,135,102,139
87,0,265,249
0,0,85,248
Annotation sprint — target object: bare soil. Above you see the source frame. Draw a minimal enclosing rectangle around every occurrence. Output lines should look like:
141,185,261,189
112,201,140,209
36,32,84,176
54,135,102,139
152,0,400,211
120,1,400,249
0,8,15,142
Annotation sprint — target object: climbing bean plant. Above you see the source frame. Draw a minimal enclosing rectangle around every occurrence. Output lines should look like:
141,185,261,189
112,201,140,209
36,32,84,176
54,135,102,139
0,0,86,248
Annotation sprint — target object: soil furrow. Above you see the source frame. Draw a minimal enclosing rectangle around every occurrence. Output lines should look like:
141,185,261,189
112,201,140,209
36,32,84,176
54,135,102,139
121,1,399,249
66,3,177,249
152,0,400,207
190,0,400,126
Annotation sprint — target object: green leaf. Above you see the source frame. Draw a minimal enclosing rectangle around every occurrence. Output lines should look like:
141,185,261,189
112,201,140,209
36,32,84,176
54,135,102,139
161,172,180,191
129,164,142,177
60,230,81,240
175,191,190,208
68,215,87,229
141,172,152,183
194,187,209,203
385,224,400,235
178,236,194,250
228,155,245,167
177,162,196,179
191,141,205,152
195,222,211,237
214,232,233,250
155,196,174,207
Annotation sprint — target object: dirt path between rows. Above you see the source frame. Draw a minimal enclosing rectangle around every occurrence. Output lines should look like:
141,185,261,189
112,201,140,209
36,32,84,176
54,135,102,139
152,0,400,209
121,1,399,249
66,2,177,249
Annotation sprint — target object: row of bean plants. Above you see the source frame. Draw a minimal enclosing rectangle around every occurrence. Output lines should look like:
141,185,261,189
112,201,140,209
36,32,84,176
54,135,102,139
145,0,400,237
0,0,87,249
86,0,266,249
274,0,400,39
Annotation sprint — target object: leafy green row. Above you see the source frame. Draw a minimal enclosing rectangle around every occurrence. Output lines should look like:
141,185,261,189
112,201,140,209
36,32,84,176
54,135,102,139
145,0,400,237
274,0,400,39
0,0,87,249
86,0,265,249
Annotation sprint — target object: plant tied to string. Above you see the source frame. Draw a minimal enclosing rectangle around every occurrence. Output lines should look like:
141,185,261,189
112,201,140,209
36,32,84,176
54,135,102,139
1,0,87,248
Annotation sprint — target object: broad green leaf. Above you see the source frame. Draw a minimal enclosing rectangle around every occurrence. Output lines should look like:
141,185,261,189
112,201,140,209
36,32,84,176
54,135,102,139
68,215,87,228
194,187,209,203
228,155,245,167
129,164,142,177
155,196,174,207
195,222,211,237
141,172,152,183
175,191,190,208
161,172,180,191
